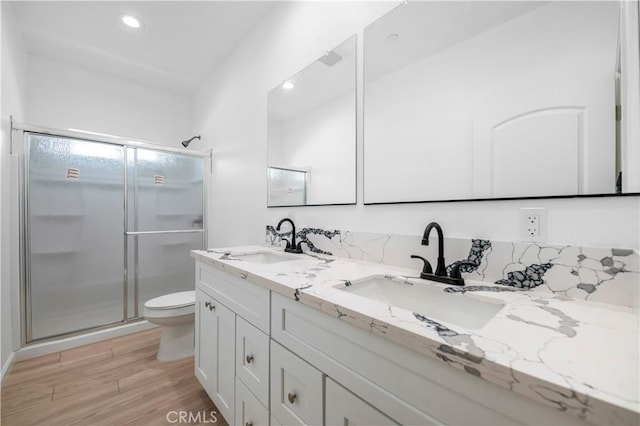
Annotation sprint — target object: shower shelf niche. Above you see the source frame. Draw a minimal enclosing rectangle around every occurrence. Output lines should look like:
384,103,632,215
31,250,79,256
31,213,84,218
31,177,124,187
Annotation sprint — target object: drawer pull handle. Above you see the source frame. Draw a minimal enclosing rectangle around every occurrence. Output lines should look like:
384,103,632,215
204,301,210,308
287,392,297,404
245,422,253,426
204,301,215,311
246,355,254,364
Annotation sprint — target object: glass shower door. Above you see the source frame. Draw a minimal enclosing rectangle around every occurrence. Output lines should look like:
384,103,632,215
126,148,204,317
27,134,125,340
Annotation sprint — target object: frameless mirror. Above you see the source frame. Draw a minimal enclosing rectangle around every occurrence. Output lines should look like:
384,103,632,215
268,35,357,206
364,1,631,203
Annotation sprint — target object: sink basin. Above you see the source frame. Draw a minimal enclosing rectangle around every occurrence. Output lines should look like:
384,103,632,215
339,276,503,330
229,251,300,264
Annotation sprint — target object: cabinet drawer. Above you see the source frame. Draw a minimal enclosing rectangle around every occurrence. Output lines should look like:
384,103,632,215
197,261,270,333
235,378,269,426
325,377,399,426
270,341,323,426
236,316,270,406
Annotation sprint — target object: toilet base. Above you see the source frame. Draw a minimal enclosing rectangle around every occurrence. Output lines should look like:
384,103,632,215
156,323,195,362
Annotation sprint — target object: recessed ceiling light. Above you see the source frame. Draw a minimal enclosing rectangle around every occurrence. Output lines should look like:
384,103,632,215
282,81,294,91
121,14,142,29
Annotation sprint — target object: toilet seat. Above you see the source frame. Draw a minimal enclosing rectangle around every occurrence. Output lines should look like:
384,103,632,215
145,290,195,310
143,291,195,318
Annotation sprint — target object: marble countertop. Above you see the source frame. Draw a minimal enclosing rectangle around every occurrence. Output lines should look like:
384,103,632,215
191,246,639,425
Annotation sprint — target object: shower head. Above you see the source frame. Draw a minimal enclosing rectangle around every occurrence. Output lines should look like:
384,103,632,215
181,135,201,148
319,50,342,67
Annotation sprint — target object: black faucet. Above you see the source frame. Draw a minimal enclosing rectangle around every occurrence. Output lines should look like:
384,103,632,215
276,218,303,254
411,222,465,286
422,222,447,276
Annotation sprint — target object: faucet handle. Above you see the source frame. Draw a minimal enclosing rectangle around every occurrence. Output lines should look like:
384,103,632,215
450,261,476,279
410,255,433,275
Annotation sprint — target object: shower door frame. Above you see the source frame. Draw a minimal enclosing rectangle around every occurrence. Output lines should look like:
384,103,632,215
14,122,210,345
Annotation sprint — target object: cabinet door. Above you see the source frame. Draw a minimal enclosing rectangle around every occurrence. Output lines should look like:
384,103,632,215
195,288,214,391
236,316,270,406
270,341,323,426
325,378,399,426
211,299,236,425
195,288,236,425
236,378,269,426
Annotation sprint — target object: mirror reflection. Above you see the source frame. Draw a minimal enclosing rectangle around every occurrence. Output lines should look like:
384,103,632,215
268,35,357,206
364,1,623,203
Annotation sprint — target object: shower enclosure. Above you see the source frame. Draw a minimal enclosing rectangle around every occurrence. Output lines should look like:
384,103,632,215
21,130,206,342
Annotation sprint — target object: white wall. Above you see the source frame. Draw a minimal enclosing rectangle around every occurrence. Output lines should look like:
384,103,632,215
1,2,28,375
194,1,639,251
27,55,192,147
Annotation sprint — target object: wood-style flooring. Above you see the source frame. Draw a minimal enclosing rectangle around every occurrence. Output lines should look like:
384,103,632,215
1,327,227,426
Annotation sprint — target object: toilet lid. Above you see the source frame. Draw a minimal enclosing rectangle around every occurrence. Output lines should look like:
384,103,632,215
144,290,195,309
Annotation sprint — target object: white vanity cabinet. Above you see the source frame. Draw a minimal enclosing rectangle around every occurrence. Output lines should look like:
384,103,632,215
195,261,271,426
195,258,591,426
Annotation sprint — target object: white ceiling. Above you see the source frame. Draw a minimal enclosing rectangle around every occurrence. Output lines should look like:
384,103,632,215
10,1,276,96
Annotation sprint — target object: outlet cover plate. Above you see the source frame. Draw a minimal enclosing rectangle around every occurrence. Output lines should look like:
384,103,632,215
520,207,547,242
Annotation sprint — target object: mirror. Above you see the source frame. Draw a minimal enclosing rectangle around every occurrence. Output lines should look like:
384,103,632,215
268,35,357,206
364,1,626,203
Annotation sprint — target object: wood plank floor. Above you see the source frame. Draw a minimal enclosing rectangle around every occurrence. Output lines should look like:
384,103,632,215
1,328,228,426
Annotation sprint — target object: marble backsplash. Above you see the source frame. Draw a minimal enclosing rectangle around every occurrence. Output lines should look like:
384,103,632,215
266,225,639,309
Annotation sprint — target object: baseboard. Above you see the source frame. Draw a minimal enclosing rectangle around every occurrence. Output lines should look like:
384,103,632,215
1,351,15,387
14,321,158,362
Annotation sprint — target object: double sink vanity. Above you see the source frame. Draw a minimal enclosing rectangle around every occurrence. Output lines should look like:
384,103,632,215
191,243,639,426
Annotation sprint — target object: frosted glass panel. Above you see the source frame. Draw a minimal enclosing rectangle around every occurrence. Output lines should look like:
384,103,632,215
129,149,204,232
268,167,307,206
28,134,124,340
129,232,203,316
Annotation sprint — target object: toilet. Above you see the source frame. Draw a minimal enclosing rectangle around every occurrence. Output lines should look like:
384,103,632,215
143,290,195,362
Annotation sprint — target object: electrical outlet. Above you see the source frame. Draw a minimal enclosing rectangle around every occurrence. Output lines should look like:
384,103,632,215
525,214,540,238
520,208,546,241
